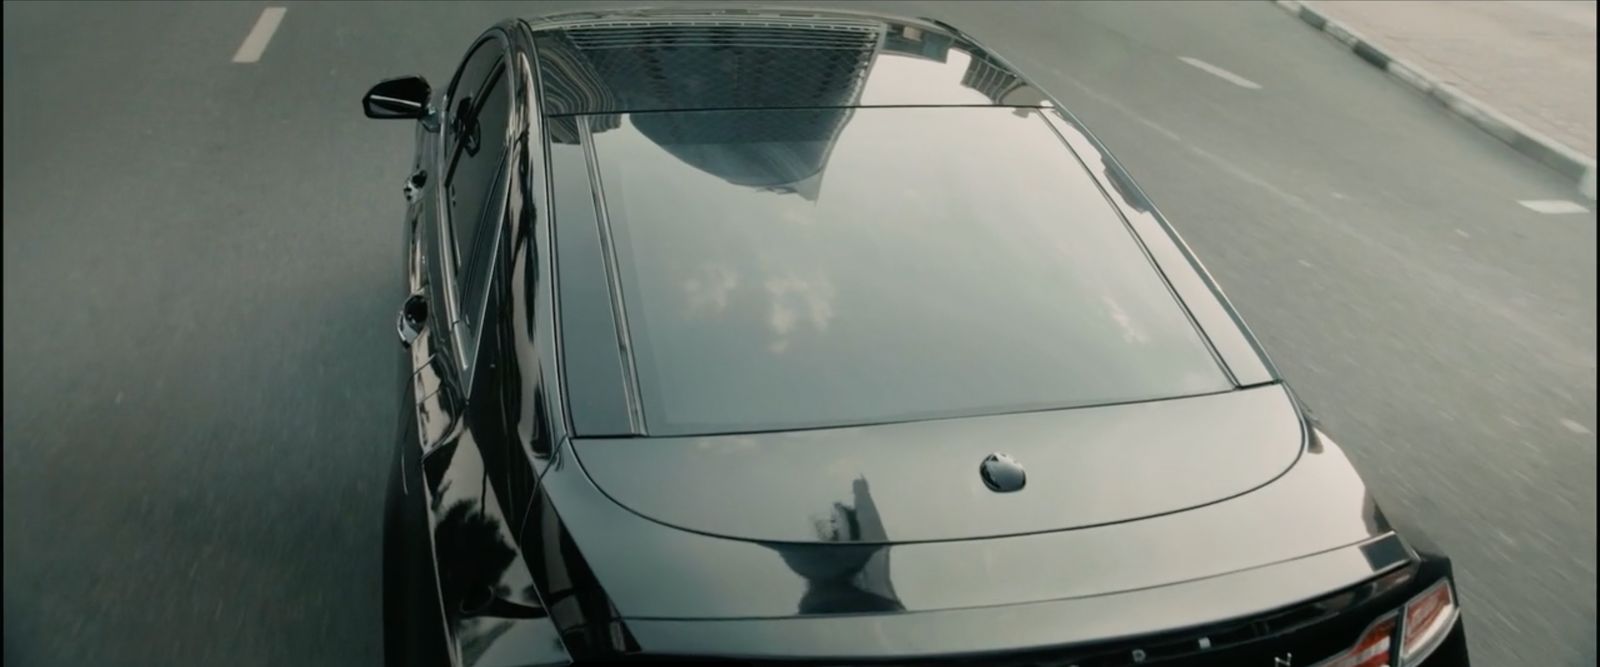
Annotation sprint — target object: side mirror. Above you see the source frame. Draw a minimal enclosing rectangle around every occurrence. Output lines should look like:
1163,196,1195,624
363,76,431,119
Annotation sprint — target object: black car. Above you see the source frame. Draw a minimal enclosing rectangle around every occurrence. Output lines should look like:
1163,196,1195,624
366,7,1470,666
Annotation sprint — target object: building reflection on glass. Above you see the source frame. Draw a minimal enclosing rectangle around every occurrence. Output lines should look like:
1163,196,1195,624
963,52,1049,108
767,477,904,615
536,17,1042,193
632,109,847,200
882,24,955,62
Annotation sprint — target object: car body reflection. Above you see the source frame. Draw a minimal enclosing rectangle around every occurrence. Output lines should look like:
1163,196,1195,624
767,477,904,615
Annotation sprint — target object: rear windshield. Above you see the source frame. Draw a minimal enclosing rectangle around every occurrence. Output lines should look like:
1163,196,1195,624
589,106,1230,435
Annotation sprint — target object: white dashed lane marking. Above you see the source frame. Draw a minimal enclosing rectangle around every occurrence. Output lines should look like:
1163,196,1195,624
1518,199,1590,214
1560,419,1593,436
1178,57,1262,90
233,7,287,64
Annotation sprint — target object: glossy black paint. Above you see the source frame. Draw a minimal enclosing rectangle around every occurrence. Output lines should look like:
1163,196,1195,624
550,426,1387,621
364,75,433,120
577,385,1304,543
373,8,1467,666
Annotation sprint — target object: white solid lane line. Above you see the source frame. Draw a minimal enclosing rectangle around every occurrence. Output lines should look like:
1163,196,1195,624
1518,199,1590,214
1178,56,1263,90
232,7,287,63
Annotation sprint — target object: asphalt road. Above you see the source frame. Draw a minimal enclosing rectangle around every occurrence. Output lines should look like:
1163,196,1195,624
3,1,1594,665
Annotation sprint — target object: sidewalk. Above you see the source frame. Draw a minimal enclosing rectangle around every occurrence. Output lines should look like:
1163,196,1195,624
1282,0,1597,197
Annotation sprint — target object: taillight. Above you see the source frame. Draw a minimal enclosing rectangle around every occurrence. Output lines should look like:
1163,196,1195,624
1399,579,1457,666
1312,577,1459,667
1315,615,1396,667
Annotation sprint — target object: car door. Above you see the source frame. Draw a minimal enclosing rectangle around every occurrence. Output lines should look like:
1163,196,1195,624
394,29,571,667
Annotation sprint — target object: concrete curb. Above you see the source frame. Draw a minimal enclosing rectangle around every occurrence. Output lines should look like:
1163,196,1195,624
1273,0,1597,200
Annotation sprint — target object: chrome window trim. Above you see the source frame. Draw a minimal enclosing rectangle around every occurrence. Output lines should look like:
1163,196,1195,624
435,29,516,389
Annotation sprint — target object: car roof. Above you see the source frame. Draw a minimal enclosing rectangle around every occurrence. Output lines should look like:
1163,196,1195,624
523,7,1046,116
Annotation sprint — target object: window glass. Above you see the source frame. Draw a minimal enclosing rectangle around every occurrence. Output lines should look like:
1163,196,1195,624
443,39,512,342
445,40,501,167
589,107,1231,435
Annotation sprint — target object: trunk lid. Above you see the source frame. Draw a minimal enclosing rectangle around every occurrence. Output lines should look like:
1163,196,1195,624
572,384,1303,543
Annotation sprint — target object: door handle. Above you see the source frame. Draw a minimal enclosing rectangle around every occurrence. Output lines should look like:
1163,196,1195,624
397,293,428,347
